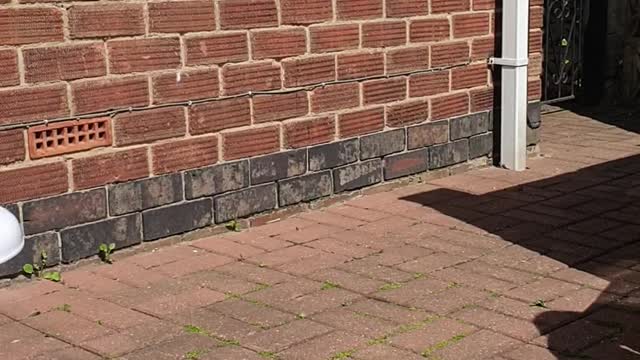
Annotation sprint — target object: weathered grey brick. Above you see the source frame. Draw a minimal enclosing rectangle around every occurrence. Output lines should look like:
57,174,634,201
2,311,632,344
0,232,60,278
309,139,359,171
185,160,249,199
360,129,405,160
384,149,428,180
429,139,469,169
527,126,540,146
3,204,19,220
407,120,449,150
214,184,277,223
450,112,490,140
279,172,332,206
22,189,107,235
109,174,183,216
250,149,306,185
469,132,493,159
527,101,541,130
142,199,213,241
61,214,142,263
333,159,382,193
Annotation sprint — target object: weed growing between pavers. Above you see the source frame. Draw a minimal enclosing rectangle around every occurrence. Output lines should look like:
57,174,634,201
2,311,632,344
226,220,242,232
321,280,341,290
98,243,116,264
22,250,61,282
413,272,425,279
530,299,548,308
331,349,355,359
258,351,278,359
365,316,440,347
185,349,208,360
421,333,467,358
183,324,242,349
379,282,403,291
54,303,71,312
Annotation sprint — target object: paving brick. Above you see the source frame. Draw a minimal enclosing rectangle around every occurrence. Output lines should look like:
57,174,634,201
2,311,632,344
61,214,141,262
217,261,295,285
384,149,429,180
250,149,306,185
504,278,582,303
429,329,521,360
353,344,425,360
360,129,406,160
279,171,333,206
0,322,67,359
81,320,182,357
531,317,618,354
167,307,258,341
469,132,493,158
243,319,332,352
453,307,542,341
210,298,295,328
389,317,476,353
309,139,359,171
429,139,469,169
23,311,113,344
214,183,277,223
339,257,414,283
450,112,490,140
108,174,182,216
278,330,368,360
142,199,213,241
334,159,383,193
185,160,249,199
407,120,449,149
309,268,385,294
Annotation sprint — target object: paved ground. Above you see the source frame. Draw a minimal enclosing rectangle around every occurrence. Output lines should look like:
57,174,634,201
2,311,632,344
1,107,640,360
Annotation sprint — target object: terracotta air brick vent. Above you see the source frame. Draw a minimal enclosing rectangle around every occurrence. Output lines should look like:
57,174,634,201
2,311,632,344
28,117,112,159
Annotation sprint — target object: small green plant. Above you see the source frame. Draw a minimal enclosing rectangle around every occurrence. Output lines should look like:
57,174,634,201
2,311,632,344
413,272,425,279
258,351,277,359
331,350,355,359
379,282,402,291
218,338,240,347
530,299,548,309
321,281,340,290
446,282,461,289
367,336,389,345
22,251,61,282
99,243,116,264
55,304,71,312
185,349,208,360
296,313,307,319
421,334,467,358
226,220,241,232
184,324,207,335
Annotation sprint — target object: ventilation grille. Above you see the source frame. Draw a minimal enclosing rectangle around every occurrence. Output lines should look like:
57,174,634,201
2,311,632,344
28,118,112,159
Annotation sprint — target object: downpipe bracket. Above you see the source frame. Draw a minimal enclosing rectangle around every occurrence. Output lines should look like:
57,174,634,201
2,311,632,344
488,57,529,68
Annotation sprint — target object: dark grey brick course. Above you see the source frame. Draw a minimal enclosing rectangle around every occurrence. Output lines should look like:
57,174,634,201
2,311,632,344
450,112,490,140
407,120,449,150
23,189,107,235
278,172,332,206
309,139,359,171
469,132,493,159
333,159,382,193
214,184,277,223
384,149,429,180
109,174,183,216
360,129,405,160
143,199,213,241
0,232,60,278
429,139,469,169
250,149,306,185
185,160,249,199
61,214,142,262
4,204,19,220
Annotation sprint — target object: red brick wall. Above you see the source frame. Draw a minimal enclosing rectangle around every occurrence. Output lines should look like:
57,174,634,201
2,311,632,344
0,0,542,205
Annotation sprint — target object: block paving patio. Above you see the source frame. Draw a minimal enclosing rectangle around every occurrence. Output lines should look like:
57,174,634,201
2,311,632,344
1,107,640,359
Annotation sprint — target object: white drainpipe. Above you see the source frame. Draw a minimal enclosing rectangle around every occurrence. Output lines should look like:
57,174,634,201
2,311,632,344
490,0,530,171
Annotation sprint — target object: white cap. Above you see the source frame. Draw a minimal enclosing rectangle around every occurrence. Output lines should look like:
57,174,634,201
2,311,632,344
0,207,24,264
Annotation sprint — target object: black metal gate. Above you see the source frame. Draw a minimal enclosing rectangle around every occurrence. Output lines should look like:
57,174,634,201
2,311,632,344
542,0,585,103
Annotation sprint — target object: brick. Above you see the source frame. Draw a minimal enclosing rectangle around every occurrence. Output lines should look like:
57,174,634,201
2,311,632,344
108,38,180,74
254,92,309,123
184,160,249,199
109,174,183,216
528,78,542,101
282,55,336,87
470,87,494,112
68,4,144,39
387,46,430,74
334,159,382,192
429,139,469,169
250,149,306,185
61,214,141,262
113,107,186,146
530,6,544,29
0,50,19,86
409,70,450,97
386,99,429,127
337,52,384,80
431,92,470,120
284,116,335,148
152,68,219,104
22,189,106,235
362,21,407,48
148,1,215,33
0,84,68,127
152,136,218,174
0,130,25,166
407,120,449,149
143,199,213,241
338,107,385,138
431,0,470,13
310,24,359,53
529,30,543,54
189,97,251,135
469,133,493,159
223,126,280,160
472,37,496,60
214,183,277,222
360,129,405,160
336,0,382,19
363,78,406,105
387,0,428,17
0,232,60,278
281,0,333,24
23,43,106,83
309,139,359,171
72,76,149,114
453,13,491,38
450,112,490,139
452,64,489,90
432,41,470,67
311,83,360,113
279,172,332,206
384,149,429,180
222,61,281,95
252,28,307,60
473,0,495,10
73,148,149,190
219,0,278,29
410,18,451,43
0,8,64,45
185,32,249,65
0,162,68,204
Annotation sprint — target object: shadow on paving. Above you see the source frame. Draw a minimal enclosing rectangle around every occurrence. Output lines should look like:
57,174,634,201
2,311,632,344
401,153,640,359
